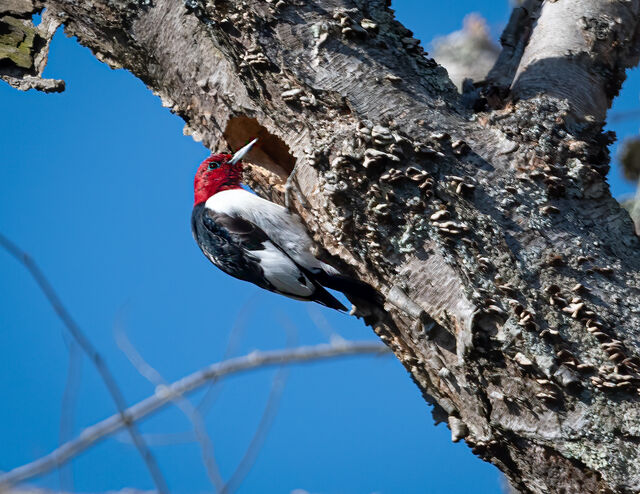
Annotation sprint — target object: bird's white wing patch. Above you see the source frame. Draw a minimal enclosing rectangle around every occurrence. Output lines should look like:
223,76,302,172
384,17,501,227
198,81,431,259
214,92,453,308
206,189,336,273
254,241,314,297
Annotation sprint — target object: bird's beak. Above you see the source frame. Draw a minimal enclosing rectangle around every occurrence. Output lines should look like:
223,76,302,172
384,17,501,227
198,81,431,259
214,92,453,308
229,138,258,165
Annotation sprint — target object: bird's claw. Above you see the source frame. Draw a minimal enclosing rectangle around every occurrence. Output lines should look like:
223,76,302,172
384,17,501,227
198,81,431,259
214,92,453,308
284,164,310,211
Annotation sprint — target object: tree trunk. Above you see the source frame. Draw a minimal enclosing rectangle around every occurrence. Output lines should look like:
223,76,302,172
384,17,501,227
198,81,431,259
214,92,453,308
4,0,640,492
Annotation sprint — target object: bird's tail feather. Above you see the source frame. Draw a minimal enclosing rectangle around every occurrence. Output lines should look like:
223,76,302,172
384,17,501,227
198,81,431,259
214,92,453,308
311,269,384,309
311,284,349,311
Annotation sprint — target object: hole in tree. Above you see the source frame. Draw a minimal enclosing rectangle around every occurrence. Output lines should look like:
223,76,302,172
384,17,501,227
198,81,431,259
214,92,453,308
223,116,296,180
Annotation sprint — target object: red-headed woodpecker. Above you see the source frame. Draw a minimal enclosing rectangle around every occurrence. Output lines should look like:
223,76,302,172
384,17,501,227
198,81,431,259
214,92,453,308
192,139,379,311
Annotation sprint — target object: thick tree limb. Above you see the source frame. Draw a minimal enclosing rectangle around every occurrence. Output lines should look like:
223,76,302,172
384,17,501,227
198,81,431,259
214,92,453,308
488,0,640,122
0,342,390,491
5,0,640,492
513,1,640,121
486,0,543,95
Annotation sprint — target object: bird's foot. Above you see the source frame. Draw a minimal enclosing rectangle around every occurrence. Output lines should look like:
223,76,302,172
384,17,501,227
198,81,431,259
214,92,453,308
284,164,310,211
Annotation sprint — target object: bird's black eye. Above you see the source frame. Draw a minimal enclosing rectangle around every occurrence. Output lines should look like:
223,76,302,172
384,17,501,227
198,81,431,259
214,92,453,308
208,161,219,170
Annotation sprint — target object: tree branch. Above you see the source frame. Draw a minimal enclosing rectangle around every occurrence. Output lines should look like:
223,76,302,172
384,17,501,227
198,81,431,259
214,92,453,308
491,0,640,122
196,293,260,414
221,367,288,494
220,313,297,494
486,0,543,92
0,2,65,92
0,233,169,494
0,342,390,490
115,326,225,493
431,13,500,91
6,0,640,491
57,337,81,492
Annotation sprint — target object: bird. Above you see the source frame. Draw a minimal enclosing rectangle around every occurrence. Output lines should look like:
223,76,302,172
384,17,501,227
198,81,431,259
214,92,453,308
191,138,381,312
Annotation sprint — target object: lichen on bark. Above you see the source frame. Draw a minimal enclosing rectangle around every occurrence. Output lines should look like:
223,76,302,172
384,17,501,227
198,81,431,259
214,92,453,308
0,0,64,92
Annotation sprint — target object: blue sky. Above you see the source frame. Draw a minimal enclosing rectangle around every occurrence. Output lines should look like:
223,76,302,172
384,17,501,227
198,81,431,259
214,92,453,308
1,1,638,493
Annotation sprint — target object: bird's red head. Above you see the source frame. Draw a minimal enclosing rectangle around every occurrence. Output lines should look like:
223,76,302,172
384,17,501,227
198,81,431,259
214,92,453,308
193,153,243,205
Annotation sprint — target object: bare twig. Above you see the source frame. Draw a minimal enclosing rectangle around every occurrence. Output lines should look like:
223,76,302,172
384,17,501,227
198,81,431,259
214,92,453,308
0,486,153,494
221,368,288,494
0,342,390,490
306,305,346,345
58,337,82,492
196,293,262,414
115,431,198,446
0,233,169,494
221,314,297,494
115,326,225,493
609,108,640,123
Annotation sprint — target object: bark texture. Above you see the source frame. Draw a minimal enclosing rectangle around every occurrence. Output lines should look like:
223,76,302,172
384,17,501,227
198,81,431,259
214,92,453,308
5,0,640,493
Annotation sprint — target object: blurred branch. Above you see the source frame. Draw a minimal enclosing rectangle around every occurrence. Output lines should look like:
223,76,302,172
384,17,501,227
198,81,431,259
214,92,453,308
431,13,500,90
221,314,298,494
0,341,390,490
115,431,198,446
57,337,81,492
196,293,261,414
617,138,640,233
0,233,169,494
619,137,640,182
306,305,346,345
608,108,640,123
3,487,153,494
221,368,287,494
115,326,225,493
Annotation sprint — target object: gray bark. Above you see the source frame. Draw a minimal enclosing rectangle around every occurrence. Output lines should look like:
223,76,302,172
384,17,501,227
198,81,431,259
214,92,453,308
4,0,640,493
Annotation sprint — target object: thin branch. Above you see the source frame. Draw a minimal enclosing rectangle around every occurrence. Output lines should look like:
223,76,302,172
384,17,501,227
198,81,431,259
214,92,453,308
0,342,390,490
222,368,288,494
115,431,198,446
115,326,225,493
608,108,640,123
196,293,262,414
1,486,153,494
0,233,169,494
306,305,346,345
58,337,82,492
221,315,297,494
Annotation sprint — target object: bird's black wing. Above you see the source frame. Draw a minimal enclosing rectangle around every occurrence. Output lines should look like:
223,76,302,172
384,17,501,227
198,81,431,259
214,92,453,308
192,203,271,290
192,204,347,311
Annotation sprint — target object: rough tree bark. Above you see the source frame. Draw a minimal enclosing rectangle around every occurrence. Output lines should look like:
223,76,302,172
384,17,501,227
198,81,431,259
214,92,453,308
3,0,640,492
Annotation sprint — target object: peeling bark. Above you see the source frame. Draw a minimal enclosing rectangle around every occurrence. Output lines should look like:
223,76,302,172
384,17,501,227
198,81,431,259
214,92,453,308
5,1,640,493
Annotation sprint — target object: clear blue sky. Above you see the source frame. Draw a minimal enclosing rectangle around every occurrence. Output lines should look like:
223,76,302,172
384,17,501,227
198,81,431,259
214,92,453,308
1,2,638,493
